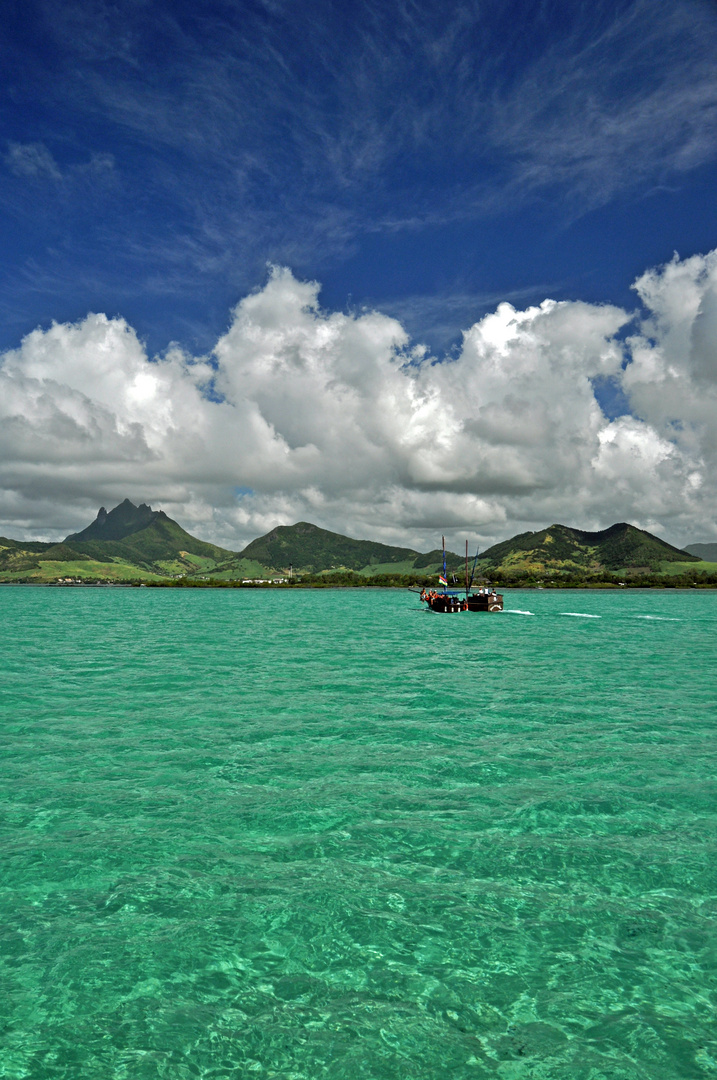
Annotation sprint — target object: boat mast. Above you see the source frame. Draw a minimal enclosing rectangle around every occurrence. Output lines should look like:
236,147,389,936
464,540,470,600
442,535,447,592
467,546,480,595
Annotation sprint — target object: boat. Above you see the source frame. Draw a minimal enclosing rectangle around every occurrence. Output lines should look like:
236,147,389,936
417,538,504,613
420,588,465,613
465,587,503,612
464,538,504,611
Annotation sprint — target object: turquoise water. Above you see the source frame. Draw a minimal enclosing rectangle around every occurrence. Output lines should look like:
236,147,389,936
1,586,716,1080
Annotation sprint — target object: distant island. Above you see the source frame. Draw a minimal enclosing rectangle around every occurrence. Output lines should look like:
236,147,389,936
1,499,715,587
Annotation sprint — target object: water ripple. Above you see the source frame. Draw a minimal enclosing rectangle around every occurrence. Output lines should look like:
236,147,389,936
0,586,715,1078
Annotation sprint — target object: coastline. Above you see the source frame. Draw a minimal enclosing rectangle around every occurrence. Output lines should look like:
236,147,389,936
1,580,715,590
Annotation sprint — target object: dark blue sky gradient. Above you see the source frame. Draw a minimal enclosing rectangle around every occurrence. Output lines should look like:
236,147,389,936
2,0,717,355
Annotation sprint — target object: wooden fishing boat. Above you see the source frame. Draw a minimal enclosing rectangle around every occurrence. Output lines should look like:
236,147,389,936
419,588,465,613
465,588,503,612
419,586,503,613
416,537,503,613
464,535,504,610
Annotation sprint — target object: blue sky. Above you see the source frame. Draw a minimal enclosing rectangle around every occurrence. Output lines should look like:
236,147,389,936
3,0,717,354
2,0,717,548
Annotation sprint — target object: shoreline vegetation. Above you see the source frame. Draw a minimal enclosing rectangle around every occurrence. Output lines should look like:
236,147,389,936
2,572,716,589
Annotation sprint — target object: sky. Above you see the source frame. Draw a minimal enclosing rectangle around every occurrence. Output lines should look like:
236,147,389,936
1,0,717,552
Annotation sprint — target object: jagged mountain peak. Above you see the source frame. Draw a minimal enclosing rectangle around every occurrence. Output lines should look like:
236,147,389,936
65,499,159,543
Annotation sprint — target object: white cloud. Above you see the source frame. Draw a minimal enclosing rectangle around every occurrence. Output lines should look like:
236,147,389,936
4,142,116,187
488,3,717,212
2,255,717,550
5,142,62,180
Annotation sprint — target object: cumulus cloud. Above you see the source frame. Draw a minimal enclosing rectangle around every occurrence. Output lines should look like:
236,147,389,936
1,254,716,549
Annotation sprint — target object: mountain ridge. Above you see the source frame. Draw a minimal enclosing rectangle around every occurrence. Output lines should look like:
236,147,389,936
239,521,451,575
476,522,699,573
0,502,463,580
0,501,711,582
684,542,717,562
65,499,159,543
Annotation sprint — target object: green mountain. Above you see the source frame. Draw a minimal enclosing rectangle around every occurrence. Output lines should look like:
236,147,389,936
0,504,415,582
2,503,709,584
241,521,417,574
685,542,717,562
236,521,465,576
65,501,232,570
66,499,158,542
0,500,237,582
0,506,462,582
477,522,699,574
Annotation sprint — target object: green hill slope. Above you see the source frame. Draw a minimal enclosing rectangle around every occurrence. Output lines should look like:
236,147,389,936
0,536,56,576
1,500,238,581
477,522,699,574
238,521,419,574
70,516,232,568
0,534,164,581
685,542,717,562
236,521,462,576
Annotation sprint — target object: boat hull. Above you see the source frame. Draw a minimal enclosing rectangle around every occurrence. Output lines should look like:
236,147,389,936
466,593,503,612
417,588,503,613
427,595,463,613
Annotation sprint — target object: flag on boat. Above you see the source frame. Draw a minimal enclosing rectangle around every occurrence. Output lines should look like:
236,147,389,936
438,575,448,586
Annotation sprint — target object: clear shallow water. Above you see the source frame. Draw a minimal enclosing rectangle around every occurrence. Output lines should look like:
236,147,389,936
1,586,716,1080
